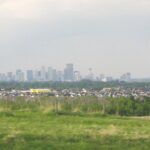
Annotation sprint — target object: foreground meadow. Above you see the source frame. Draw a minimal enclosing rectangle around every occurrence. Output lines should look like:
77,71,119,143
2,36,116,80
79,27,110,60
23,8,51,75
0,97,150,150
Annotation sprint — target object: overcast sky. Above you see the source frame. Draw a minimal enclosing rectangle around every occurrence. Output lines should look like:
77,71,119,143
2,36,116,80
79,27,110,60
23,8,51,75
0,0,150,78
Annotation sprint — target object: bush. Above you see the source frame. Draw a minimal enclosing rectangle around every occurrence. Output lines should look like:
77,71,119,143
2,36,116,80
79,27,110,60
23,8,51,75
0,96,150,116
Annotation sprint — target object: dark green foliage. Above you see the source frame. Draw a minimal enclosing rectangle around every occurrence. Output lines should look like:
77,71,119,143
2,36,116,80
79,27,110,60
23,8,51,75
0,96,150,116
0,80,150,90
106,97,150,116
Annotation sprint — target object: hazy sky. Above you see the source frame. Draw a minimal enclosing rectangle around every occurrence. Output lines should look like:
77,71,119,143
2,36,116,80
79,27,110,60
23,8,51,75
0,0,150,78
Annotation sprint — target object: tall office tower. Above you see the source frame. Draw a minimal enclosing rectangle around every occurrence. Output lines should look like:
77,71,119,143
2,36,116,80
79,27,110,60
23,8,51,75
26,70,33,82
34,70,42,81
56,71,64,81
52,69,57,81
33,70,40,81
7,72,13,81
41,66,46,81
47,67,57,81
16,69,24,82
64,64,74,81
47,67,53,81
0,73,7,81
16,69,21,81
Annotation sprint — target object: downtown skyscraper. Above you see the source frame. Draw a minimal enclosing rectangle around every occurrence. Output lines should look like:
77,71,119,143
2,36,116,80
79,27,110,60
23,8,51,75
64,64,74,81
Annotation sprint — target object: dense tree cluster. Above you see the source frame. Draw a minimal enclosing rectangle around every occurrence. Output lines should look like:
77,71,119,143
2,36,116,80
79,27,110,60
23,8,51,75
0,96,150,116
106,97,150,116
0,80,150,90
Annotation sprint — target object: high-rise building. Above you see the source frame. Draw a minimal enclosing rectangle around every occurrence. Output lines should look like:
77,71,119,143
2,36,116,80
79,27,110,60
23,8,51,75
64,64,74,81
33,70,40,81
41,66,46,81
47,67,59,81
0,73,7,81
120,72,131,81
52,69,57,81
47,67,53,81
26,70,33,82
34,70,42,81
56,71,64,81
16,69,24,82
7,72,14,81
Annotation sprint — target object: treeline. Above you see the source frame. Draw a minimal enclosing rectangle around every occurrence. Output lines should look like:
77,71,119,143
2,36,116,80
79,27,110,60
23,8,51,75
106,97,150,116
0,96,150,116
0,80,150,90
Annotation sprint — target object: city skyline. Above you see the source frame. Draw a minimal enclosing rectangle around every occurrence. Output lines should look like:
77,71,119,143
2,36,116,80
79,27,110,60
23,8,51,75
0,64,143,79
0,0,150,78
0,63,132,82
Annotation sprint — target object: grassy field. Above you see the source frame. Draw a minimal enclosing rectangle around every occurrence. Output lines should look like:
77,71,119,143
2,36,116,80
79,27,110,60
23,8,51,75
0,97,150,150
0,110,150,150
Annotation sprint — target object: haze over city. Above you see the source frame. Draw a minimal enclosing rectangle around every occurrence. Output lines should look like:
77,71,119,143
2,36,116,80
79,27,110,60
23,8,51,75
0,0,150,78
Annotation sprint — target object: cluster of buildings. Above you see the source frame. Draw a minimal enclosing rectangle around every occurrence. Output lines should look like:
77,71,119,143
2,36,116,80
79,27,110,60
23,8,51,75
0,63,132,82
0,87,150,98
0,64,81,82
120,73,131,81
55,87,150,98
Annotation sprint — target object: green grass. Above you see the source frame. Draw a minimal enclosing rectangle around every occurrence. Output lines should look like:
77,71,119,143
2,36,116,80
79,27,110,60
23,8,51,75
0,110,150,150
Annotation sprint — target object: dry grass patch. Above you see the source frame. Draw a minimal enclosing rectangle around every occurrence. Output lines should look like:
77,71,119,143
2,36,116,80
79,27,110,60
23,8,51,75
131,116,150,120
99,125,120,136
84,125,120,138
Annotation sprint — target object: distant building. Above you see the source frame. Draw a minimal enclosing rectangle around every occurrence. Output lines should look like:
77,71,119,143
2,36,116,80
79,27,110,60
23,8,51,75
16,69,24,82
56,71,64,81
99,74,105,81
120,72,131,81
64,64,74,81
41,66,46,81
30,89,51,93
74,71,81,81
33,70,41,81
26,70,33,82
106,76,113,82
47,67,53,81
84,68,94,80
0,73,7,81
52,69,57,81
7,72,14,81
